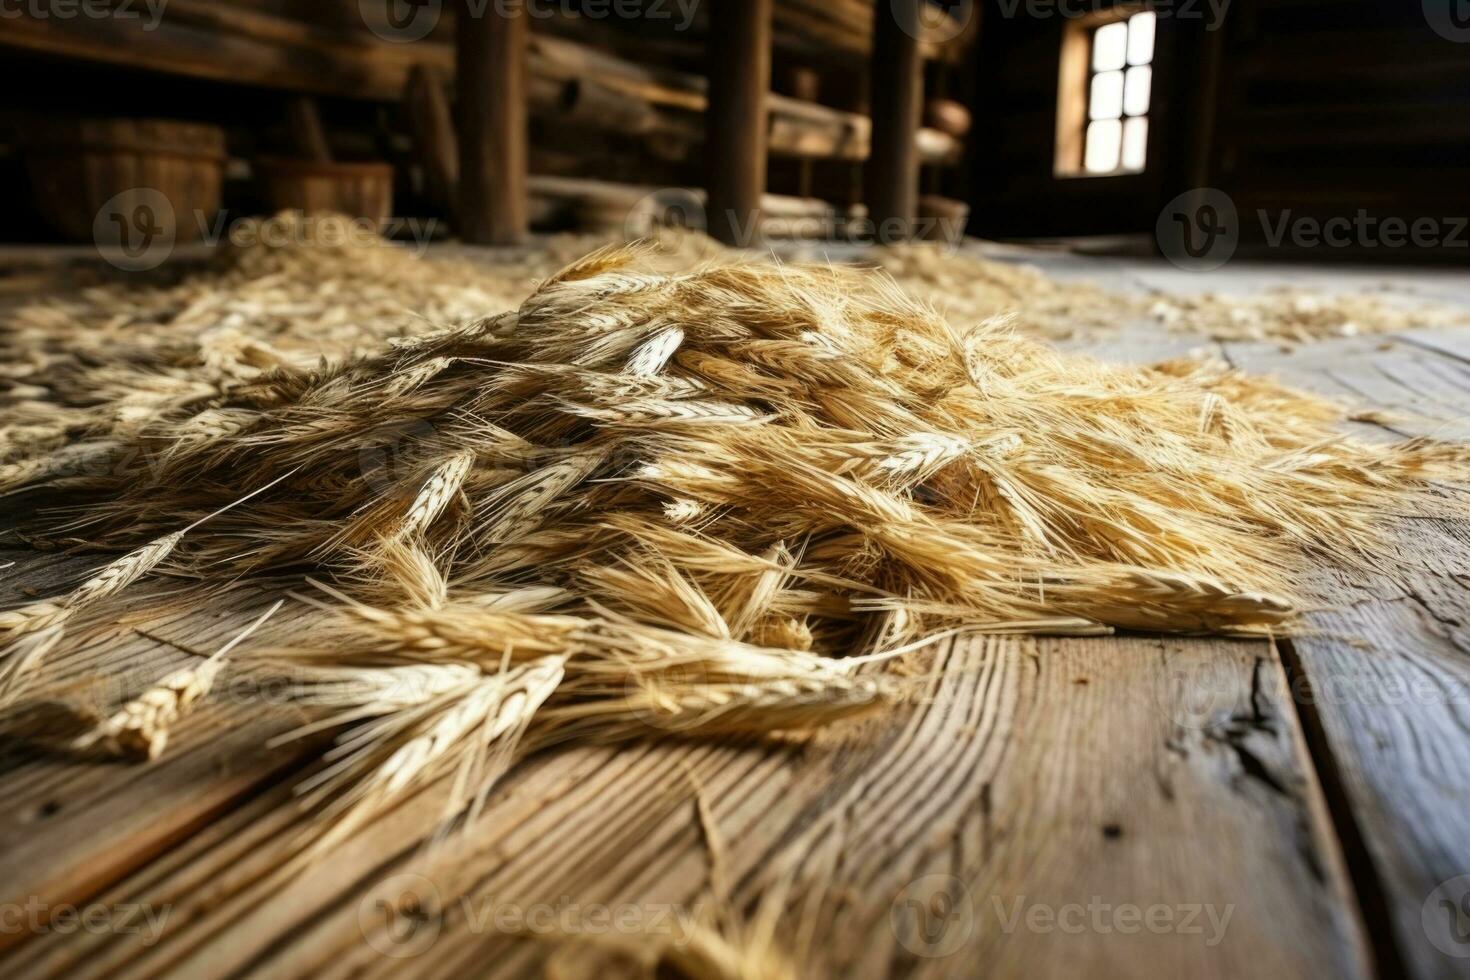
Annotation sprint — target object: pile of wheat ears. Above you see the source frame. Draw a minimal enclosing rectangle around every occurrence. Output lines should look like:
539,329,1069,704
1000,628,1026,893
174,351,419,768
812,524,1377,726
0,233,1465,864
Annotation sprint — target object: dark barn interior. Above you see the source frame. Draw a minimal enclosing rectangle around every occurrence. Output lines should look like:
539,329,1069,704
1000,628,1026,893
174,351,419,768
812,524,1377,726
1,3,1469,979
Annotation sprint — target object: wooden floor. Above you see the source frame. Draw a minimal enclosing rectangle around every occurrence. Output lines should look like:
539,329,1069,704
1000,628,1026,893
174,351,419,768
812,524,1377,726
1,250,1469,979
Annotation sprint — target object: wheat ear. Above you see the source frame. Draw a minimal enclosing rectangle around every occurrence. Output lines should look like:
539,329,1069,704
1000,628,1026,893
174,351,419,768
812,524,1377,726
396,451,474,539
72,599,283,760
295,655,566,857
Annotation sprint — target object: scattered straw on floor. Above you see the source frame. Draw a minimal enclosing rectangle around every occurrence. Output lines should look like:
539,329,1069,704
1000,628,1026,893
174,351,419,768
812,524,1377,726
0,226,1466,874
871,242,1469,343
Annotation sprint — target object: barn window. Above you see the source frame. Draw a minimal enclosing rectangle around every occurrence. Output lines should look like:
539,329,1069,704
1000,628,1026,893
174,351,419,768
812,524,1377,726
1056,10,1155,177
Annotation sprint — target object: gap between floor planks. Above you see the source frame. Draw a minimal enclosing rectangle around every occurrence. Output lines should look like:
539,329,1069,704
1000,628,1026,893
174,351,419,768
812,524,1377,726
1221,327,1470,980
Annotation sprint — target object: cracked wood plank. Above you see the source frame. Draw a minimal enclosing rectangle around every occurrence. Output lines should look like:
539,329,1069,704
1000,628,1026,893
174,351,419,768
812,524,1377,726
1222,325,1470,980
1,636,1367,979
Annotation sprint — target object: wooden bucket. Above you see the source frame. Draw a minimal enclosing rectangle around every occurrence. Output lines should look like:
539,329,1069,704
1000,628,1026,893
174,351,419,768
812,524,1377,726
20,118,226,244
255,160,395,224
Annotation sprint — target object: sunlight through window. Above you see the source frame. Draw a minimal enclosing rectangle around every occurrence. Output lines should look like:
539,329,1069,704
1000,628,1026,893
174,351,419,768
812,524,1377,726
1084,11,1155,175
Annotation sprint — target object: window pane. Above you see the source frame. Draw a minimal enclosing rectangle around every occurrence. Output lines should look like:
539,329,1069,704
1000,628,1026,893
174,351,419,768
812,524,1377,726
1085,119,1122,173
1128,11,1156,65
1090,70,1124,120
1093,21,1128,72
1124,65,1152,116
1121,116,1148,171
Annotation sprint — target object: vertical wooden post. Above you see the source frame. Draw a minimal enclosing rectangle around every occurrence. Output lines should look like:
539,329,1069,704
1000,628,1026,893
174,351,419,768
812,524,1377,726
1184,20,1229,192
868,0,924,243
456,0,528,245
705,0,772,246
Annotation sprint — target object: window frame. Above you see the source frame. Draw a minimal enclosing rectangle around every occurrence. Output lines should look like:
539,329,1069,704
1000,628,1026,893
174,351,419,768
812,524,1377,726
1054,6,1155,179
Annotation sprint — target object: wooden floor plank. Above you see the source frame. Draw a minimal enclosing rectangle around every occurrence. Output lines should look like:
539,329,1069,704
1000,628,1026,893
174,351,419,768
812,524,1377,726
6,261,1468,978
1219,326,1470,979
2,636,1368,979
0,586,324,954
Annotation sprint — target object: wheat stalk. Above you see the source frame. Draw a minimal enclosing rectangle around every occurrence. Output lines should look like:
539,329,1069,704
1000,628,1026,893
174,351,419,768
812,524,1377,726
297,655,566,855
72,599,283,760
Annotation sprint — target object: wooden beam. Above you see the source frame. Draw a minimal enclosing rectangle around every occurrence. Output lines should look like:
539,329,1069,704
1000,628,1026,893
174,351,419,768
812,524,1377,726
867,0,925,242
0,13,961,168
455,0,528,245
704,0,773,247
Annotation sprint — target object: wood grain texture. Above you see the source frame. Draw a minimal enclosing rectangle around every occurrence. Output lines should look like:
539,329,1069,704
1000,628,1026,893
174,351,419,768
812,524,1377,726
1,636,1366,979
0,571,320,955
3,261,1468,978
1218,326,1470,979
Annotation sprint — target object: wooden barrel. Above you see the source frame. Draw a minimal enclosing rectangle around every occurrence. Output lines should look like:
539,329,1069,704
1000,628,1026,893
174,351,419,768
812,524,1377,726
20,118,226,244
255,159,394,224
